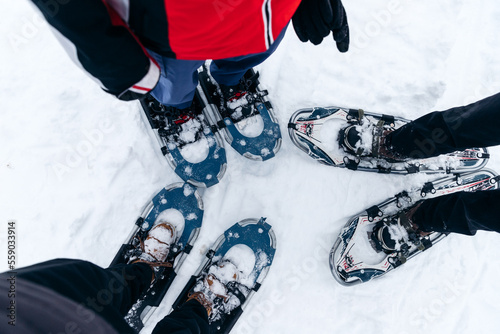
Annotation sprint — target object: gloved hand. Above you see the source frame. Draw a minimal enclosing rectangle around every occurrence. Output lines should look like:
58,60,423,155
292,0,350,52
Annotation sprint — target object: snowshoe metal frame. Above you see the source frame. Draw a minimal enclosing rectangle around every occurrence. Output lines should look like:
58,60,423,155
171,218,276,334
110,183,203,331
288,106,489,174
140,93,227,188
330,168,500,286
198,63,282,161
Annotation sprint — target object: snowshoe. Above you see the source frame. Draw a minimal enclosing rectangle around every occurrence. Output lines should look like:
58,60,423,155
198,63,281,161
330,168,500,286
288,107,489,174
110,183,204,331
140,93,227,188
171,217,276,333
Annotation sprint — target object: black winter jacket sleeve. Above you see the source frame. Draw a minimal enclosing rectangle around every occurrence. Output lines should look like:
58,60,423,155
31,0,160,101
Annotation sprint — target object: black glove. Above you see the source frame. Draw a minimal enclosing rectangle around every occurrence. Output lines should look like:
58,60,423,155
292,0,349,52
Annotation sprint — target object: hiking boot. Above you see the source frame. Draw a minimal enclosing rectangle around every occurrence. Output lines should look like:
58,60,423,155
370,203,429,253
186,259,249,321
218,70,264,122
132,222,176,280
140,95,204,147
339,124,409,163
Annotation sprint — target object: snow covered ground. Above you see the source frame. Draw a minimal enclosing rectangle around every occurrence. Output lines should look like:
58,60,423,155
2,0,500,333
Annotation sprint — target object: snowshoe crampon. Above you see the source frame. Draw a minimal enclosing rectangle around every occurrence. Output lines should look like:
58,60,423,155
330,169,500,286
288,107,489,174
110,183,204,331
140,94,227,188
171,217,276,333
198,63,281,161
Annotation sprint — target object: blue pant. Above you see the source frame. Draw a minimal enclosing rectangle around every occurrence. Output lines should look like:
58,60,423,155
149,27,287,109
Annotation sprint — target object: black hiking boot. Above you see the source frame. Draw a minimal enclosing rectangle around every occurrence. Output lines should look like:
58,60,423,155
218,70,267,122
339,124,409,163
369,203,428,253
140,94,205,148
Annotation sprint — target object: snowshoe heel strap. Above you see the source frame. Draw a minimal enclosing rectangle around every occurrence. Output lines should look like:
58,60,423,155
226,281,247,304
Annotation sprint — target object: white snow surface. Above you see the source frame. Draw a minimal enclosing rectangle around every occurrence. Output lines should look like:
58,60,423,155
3,1,500,334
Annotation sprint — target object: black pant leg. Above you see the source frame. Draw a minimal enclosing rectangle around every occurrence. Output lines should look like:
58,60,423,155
413,189,500,235
16,258,152,332
152,299,209,334
388,92,500,159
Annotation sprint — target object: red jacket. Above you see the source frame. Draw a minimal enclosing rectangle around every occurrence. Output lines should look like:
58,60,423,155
164,0,299,60
31,0,301,100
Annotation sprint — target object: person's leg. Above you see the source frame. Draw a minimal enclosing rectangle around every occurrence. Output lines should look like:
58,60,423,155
210,26,288,86
148,51,204,108
412,189,500,235
152,299,209,334
388,92,500,159
17,259,152,321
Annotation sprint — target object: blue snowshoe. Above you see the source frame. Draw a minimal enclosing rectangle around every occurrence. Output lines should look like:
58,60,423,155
171,217,276,333
140,93,227,188
110,182,204,331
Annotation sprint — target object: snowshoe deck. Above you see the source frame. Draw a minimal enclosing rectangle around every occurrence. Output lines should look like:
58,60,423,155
288,107,489,174
198,63,281,161
330,168,500,286
140,93,227,188
171,217,276,334
110,183,204,331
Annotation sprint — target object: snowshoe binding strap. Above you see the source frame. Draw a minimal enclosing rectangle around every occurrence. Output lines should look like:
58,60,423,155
339,115,408,163
366,205,383,221
372,223,398,252
346,108,364,123
369,214,416,254
339,125,364,155
339,122,386,158
159,106,205,147
225,281,248,305
219,70,268,122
